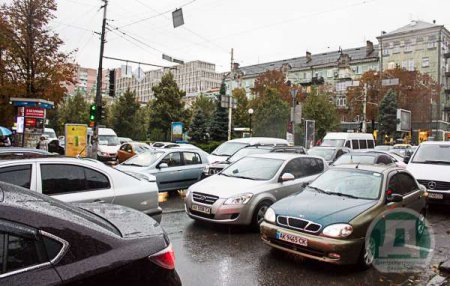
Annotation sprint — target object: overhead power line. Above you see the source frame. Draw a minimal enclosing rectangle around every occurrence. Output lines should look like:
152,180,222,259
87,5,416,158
103,56,173,68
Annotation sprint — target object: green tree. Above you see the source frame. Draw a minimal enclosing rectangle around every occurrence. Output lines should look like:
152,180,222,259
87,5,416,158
232,88,249,128
302,92,339,140
252,88,289,138
148,72,190,141
189,109,208,143
191,94,215,123
209,82,229,141
54,92,89,134
378,89,398,139
109,89,142,139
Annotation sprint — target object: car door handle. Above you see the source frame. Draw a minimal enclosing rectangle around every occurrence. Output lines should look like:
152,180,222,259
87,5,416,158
94,199,105,203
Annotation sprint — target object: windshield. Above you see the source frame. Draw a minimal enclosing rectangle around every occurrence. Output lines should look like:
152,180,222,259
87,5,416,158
321,139,345,147
333,154,375,166
308,148,335,161
222,157,284,180
228,148,271,163
309,169,382,200
122,151,164,166
411,144,450,164
212,142,247,156
99,135,120,146
134,144,152,153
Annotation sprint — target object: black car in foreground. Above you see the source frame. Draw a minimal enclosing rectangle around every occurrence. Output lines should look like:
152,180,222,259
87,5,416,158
0,182,181,286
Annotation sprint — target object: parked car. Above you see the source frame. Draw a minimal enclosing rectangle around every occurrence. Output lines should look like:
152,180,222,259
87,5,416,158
406,141,450,205
321,132,375,150
97,128,121,164
0,181,181,285
0,157,162,221
204,145,306,177
374,145,392,152
365,150,407,168
392,144,414,157
307,146,351,165
332,151,404,168
151,142,180,148
208,137,289,164
43,127,57,141
117,142,152,163
118,137,133,144
185,153,328,228
117,147,209,192
0,148,56,160
260,164,427,268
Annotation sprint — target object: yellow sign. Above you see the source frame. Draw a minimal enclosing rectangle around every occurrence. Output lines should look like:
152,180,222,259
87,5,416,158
65,124,88,157
419,131,428,144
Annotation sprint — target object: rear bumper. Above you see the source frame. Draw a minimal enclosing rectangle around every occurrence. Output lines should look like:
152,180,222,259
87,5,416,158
144,207,163,223
260,221,364,265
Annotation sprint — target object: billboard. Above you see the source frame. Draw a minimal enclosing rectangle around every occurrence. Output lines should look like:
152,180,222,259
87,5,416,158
65,124,88,157
396,109,411,132
171,122,184,142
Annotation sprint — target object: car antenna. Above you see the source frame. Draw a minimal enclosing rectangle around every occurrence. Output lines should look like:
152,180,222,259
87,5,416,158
355,162,360,169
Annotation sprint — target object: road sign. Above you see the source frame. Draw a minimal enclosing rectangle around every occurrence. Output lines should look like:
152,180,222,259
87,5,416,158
396,109,411,132
220,95,237,109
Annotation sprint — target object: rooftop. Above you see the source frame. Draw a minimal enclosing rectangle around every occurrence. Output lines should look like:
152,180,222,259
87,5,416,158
379,20,441,38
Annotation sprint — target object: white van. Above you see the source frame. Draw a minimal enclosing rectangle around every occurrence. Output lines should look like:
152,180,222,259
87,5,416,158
321,132,375,150
208,137,289,163
43,128,57,140
97,128,120,163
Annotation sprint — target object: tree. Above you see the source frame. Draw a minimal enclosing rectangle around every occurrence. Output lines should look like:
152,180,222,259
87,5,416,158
0,0,76,127
54,92,89,134
148,72,190,141
109,89,142,139
232,88,249,128
252,88,289,138
209,82,229,141
251,70,291,103
189,109,208,143
378,89,398,139
302,92,340,140
191,94,215,123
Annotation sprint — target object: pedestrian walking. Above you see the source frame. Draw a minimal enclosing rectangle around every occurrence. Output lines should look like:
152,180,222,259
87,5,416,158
36,136,49,151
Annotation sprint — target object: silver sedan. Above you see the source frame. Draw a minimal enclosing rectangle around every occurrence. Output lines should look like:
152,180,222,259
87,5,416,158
185,153,328,228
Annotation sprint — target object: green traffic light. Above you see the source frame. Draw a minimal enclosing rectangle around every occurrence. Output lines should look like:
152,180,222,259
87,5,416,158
91,104,96,111
90,115,95,121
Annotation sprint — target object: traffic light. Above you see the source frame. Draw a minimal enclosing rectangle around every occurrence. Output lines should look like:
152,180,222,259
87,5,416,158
109,69,115,97
89,104,96,127
98,105,106,120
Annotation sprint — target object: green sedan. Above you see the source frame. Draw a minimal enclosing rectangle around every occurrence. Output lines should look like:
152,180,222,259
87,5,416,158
260,164,428,268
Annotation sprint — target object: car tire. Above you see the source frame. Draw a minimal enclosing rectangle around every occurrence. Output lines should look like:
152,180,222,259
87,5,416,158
357,234,377,270
416,209,427,240
251,201,272,231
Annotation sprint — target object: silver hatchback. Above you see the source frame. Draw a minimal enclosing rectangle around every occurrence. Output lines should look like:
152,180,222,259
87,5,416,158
185,153,328,228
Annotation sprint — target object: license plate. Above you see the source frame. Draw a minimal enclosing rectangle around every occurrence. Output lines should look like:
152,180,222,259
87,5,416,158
428,193,444,200
276,230,307,247
192,204,211,214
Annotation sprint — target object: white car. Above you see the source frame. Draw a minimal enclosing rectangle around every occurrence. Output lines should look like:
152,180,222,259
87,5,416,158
406,141,450,204
0,157,162,221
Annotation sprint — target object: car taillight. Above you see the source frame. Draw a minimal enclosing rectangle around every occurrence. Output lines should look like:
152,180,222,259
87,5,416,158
149,243,175,270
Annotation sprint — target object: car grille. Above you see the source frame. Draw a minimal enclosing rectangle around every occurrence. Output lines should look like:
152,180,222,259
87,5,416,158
193,192,219,205
277,216,322,233
208,167,223,175
417,180,450,191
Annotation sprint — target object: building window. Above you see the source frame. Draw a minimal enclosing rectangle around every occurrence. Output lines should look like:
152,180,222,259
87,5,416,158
428,36,437,49
408,60,415,71
393,42,400,54
336,96,347,107
402,61,408,70
382,48,390,56
327,69,333,78
404,41,413,53
422,57,430,68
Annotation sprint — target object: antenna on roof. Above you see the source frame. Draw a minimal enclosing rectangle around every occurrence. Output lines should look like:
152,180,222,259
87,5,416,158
355,162,360,169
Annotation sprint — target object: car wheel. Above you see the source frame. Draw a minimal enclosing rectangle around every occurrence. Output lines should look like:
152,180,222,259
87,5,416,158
358,236,376,270
251,201,272,230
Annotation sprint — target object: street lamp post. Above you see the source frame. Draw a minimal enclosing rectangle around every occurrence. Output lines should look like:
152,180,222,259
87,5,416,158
248,108,254,136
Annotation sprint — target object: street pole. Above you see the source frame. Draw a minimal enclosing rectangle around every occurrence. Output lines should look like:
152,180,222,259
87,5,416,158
92,0,108,158
228,48,234,141
291,89,298,144
362,83,367,133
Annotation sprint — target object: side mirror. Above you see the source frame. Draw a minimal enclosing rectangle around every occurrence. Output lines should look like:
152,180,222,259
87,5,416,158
158,163,169,169
387,193,403,203
280,173,295,182
403,156,410,164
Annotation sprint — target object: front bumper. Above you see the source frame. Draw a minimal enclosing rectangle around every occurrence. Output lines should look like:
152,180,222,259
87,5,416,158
427,190,450,205
184,195,254,225
260,221,364,265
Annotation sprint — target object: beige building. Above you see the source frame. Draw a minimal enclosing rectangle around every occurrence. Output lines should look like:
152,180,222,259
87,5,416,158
114,60,222,104
65,66,108,100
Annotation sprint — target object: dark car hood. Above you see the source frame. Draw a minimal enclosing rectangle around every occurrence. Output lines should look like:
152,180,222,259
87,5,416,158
272,189,378,227
74,203,163,239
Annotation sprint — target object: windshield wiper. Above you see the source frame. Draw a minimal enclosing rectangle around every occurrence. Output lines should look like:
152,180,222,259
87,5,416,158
122,163,143,167
307,186,327,194
326,191,360,199
230,175,258,180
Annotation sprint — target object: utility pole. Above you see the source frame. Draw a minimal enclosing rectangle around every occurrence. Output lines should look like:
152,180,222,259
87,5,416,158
228,48,234,141
92,0,108,158
362,83,367,133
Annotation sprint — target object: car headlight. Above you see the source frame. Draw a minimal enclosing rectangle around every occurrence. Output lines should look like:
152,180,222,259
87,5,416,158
322,224,353,238
264,207,276,224
224,193,253,205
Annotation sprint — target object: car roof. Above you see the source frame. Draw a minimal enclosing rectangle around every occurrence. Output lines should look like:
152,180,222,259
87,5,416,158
0,156,108,168
227,137,288,144
333,164,398,173
420,141,450,145
346,152,380,156
324,132,374,140
248,153,322,161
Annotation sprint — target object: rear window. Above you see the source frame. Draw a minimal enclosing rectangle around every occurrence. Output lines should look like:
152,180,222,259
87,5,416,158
334,154,376,166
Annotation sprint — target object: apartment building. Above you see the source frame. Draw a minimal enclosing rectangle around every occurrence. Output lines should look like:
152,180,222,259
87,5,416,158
65,66,108,101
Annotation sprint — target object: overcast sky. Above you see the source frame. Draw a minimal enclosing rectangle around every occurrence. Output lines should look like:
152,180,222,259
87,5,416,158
8,0,450,72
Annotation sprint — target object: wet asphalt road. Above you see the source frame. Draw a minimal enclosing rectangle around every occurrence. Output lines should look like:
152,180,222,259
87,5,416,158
160,194,450,286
